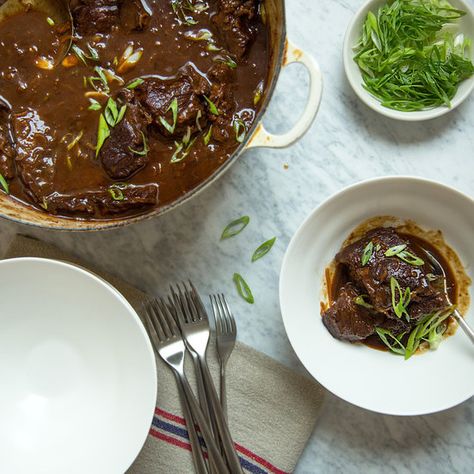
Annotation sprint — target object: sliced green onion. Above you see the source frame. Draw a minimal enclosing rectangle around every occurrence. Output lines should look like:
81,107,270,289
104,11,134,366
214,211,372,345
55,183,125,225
253,80,264,105
46,17,55,26
361,241,374,266
126,78,144,90
108,185,125,201
0,173,9,194
375,328,407,356
95,114,110,157
203,126,213,145
204,95,219,115
129,132,149,156
385,244,407,257
159,98,179,134
397,250,425,266
252,237,276,262
233,117,247,143
390,277,411,320
354,294,373,309
221,216,250,240
233,273,254,304
88,98,102,111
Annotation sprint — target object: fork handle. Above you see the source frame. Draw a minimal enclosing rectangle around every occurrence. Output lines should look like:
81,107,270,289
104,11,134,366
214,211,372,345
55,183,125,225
191,354,221,474
175,373,209,474
178,371,230,474
454,309,474,344
220,364,228,420
200,359,243,474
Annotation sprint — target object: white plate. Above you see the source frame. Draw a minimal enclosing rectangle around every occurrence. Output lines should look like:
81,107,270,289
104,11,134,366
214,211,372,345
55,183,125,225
0,258,157,473
280,177,474,415
343,0,474,121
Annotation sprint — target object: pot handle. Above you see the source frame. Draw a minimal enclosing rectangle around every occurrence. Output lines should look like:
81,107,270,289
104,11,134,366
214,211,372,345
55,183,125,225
247,39,323,149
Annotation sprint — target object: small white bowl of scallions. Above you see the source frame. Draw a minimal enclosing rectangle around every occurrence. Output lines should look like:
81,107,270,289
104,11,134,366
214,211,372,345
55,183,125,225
343,0,474,121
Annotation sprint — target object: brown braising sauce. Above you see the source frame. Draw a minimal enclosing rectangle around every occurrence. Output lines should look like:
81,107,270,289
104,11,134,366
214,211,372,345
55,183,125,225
0,0,269,219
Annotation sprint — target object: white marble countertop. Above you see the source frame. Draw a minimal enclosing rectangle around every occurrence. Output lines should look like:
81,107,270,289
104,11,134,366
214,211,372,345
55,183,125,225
1,0,473,472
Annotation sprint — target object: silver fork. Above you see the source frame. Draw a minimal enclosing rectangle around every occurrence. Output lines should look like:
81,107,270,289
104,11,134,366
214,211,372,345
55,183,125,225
143,298,229,474
425,250,474,344
171,282,244,474
210,294,237,420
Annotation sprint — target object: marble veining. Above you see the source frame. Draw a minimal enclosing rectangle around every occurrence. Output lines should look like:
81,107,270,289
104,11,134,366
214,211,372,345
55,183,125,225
0,0,473,472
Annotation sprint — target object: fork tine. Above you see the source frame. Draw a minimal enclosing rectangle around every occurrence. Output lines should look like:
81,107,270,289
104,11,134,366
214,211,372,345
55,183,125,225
144,300,166,343
216,294,229,334
158,297,181,337
182,281,201,322
170,287,188,328
152,299,172,339
210,295,222,335
221,294,236,334
189,281,208,321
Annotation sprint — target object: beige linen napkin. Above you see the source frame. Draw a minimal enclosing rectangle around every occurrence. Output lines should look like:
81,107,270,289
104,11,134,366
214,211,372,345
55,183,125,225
4,235,324,474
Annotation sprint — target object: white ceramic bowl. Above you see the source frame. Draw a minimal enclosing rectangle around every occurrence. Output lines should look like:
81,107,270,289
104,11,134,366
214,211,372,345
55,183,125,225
280,177,474,415
343,0,474,121
0,258,157,473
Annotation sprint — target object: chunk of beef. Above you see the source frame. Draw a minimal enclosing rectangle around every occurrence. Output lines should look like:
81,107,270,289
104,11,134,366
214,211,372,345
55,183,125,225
0,103,15,179
13,109,56,203
99,99,151,179
45,184,158,216
72,0,120,36
336,228,434,316
134,67,210,138
207,63,236,142
213,0,259,58
322,284,384,342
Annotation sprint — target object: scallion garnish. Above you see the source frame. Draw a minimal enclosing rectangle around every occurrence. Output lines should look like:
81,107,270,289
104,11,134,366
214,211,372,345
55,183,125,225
88,66,110,94
397,251,425,266
361,241,374,266
390,276,411,320
214,55,237,69
171,0,204,25
159,98,179,134
385,243,424,266
0,173,9,194
104,98,126,128
203,95,219,115
385,244,407,257
233,273,254,304
88,98,102,111
129,132,149,156
108,185,125,201
46,17,55,26
354,295,373,309
252,237,276,262
253,80,264,106
221,216,250,240
376,307,453,359
95,114,110,157
203,126,213,145
72,44,88,65
375,328,407,356
126,78,144,90
233,117,247,143
170,127,196,163
353,0,474,111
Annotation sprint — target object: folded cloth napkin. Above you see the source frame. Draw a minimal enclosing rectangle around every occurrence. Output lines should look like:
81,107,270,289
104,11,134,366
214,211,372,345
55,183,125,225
4,235,325,474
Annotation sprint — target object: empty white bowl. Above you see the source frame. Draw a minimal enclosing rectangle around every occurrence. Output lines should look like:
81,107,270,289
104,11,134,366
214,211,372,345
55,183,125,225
343,0,474,121
280,176,474,415
0,258,157,474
